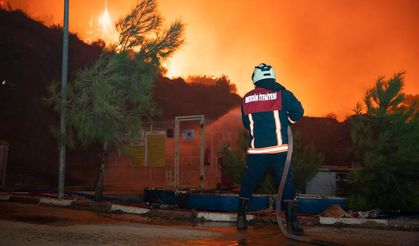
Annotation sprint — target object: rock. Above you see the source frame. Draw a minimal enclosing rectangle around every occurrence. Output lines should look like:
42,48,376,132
320,204,351,218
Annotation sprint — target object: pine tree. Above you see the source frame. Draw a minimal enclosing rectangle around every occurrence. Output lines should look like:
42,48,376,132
47,0,184,200
349,73,419,211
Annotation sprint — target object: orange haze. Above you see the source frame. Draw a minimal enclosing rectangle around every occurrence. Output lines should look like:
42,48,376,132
6,0,419,120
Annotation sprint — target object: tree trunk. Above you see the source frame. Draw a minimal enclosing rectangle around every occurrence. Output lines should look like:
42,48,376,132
94,142,108,201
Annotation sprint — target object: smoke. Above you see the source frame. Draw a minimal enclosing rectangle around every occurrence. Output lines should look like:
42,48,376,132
6,0,419,120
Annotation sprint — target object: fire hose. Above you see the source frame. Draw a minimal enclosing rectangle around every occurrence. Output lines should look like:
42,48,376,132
275,126,345,246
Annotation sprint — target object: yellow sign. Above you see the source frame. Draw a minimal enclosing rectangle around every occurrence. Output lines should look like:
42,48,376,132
129,132,166,167
147,134,166,167
130,145,145,167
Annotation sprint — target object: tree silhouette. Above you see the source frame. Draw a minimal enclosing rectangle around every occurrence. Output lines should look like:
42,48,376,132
48,0,184,200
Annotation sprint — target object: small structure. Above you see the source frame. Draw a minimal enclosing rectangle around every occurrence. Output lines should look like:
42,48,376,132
305,165,352,197
104,108,243,194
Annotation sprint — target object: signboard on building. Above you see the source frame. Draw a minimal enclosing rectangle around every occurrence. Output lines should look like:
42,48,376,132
146,133,166,167
130,131,166,167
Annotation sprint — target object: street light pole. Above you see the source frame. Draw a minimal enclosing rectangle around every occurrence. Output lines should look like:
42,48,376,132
58,0,69,199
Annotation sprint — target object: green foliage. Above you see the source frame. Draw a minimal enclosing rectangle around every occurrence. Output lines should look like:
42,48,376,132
254,130,323,194
219,129,248,185
220,128,323,194
116,0,162,50
256,174,276,194
349,73,419,212
48,52,156,149
116,0,184,65
292,131,323,192
47,0,184,150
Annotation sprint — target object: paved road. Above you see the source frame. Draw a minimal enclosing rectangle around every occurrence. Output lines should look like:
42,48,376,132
0,201,418,245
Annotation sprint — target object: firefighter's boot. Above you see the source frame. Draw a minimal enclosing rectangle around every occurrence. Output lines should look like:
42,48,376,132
237,197,249,230
284,199,304,236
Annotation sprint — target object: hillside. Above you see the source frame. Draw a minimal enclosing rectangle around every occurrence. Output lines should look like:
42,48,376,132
0,8,103,188
0,8,241,188
294,117,352,165
153,76,241,120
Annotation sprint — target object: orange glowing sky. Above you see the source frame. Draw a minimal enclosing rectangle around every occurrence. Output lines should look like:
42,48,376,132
6,0,419,120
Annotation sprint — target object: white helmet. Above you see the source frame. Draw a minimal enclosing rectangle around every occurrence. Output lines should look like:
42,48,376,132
252,63,276,83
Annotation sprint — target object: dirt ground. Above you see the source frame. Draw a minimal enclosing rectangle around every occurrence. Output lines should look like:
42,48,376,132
0,201,418,246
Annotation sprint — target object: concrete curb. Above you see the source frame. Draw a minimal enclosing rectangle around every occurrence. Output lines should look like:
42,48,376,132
320,216,389,226
0,194,10,201
71,200,112,212
0,193,258,223
1,193,151,216
2,193,418,230
197,212,255,222
40,197,74,207
389,219,419,230
110,204,150,215
148,208,196,220
9,195,40,204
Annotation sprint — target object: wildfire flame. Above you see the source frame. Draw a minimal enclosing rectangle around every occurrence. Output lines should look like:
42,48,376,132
91,1,177,76
98,1,112,35
0,0,6,8
87,0,118,45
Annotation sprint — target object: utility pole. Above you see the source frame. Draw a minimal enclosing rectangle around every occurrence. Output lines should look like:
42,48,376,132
58,0,69,199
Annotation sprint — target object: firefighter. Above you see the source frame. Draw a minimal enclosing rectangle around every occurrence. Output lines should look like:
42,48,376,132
237,63,304,235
